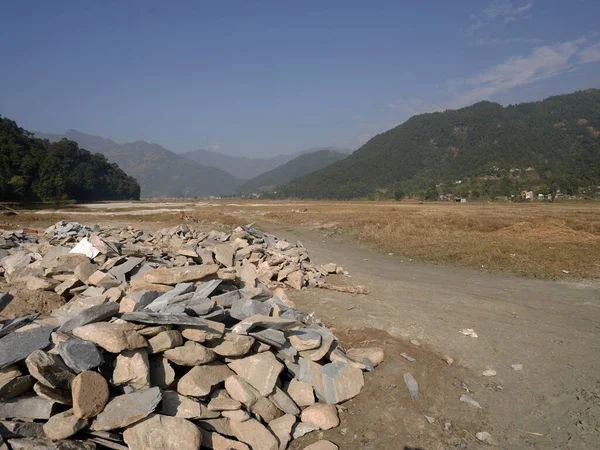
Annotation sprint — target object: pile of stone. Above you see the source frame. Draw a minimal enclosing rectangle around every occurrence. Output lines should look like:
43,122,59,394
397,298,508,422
0,222,382,449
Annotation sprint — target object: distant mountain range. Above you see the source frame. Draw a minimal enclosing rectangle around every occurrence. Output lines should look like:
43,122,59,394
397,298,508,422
276,89,600,199
34,130,351,198
181,146,352,180
236,149,347,194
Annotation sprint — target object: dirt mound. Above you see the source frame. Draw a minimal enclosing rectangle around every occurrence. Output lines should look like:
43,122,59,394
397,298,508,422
493,219,600,242
0,282,65,320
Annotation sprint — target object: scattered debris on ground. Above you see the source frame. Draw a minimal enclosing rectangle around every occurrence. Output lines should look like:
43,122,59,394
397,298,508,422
0,221,382,449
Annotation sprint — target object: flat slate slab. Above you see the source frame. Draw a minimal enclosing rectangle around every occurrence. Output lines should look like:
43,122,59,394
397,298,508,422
92,387,162,431
121,312,221,327
0,325,54,369
59,301,120,333
0,396,56,420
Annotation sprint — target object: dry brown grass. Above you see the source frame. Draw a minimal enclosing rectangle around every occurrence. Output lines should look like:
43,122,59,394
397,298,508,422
207,200,600,279
4,200,600,279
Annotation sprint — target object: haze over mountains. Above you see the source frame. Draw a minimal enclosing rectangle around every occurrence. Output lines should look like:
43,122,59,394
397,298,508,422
33,130,351,198
181,147,352,180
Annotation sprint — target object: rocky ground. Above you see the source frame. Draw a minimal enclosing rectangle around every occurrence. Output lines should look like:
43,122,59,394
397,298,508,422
0,221,385,450
1,211,599,449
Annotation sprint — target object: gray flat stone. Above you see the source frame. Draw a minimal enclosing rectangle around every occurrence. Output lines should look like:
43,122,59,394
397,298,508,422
231,316,298,335
122,311,221,327
0,375,35,401
92,387,162,431
0,421,45,439
195,279,222,298
0,396,55,420
0,325,54,369
59,301,120,333
212,289,243,308
108,257,145,279
249,329,286,348
144,283,195,312
0,314,40,339
230,299,272,321
8,438,96,449
58,338,105,373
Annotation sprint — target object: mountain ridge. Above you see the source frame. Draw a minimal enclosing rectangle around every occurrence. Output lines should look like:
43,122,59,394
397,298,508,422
236,149,347,194
275,89,600,199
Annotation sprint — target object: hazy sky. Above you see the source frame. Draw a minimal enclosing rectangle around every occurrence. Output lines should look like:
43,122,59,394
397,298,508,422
1,1,599,156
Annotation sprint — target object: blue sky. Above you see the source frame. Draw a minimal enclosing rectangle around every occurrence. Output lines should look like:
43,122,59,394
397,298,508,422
1,0,599,157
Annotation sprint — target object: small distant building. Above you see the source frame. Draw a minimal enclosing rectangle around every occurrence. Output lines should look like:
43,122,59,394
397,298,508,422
521,190,533,201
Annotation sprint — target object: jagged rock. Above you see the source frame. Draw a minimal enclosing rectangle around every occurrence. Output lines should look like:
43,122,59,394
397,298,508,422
268,386,301,416
319,361,364,404
177,362,234,397
149,357,176,390
300,403,339,430
123,414,202,450
213,244,234,267
180,322,225,342
147,330,183,354
251,397,284,423
228,352,283,396
25,350,75,391
72,322,147,353
160,390,219,419
206,333,255,357
43,409,87,440
58,339,104,373
74,262,98,284
231,316,298,335
250,329,286,348
143,265,219,285
225,375,261,407
163,341,217,366
113,349,151,389
286,379,315,407
208,390,241,411
198,429,250,450
268,414,296,450
72,371,110,419
92,387,161,431
229,418,279,450
34,382,72,405
230,299,271,321
346,347,385,367
288,330,321,351
222,409,251,422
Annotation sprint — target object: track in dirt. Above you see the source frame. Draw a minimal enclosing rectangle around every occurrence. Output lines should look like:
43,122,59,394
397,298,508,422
258,221,600,449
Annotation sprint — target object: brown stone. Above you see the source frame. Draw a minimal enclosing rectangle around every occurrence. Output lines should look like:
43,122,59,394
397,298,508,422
177,362,234,397
43,409,87,440
163,341,217,366
72,371,110,419
143,265,219,285
300,403,339,430
72,322,147,353
123,414,202,450
113,349,151,389
148,330,183,354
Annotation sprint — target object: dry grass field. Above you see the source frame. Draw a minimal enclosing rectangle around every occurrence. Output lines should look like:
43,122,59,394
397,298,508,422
3,199,600,279
193,200,600,279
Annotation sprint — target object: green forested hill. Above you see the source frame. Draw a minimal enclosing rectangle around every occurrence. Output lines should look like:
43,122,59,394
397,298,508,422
236,149,347,194
0,117,140,202
277,89,600,199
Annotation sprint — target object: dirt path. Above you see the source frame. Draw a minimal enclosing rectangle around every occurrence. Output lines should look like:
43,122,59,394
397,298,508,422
259,221,600,449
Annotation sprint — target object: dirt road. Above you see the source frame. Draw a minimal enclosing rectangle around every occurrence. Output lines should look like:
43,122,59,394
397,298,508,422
259,222,600,449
